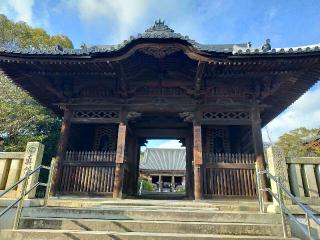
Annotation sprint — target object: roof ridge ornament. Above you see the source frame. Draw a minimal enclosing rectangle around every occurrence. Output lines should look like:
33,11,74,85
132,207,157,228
146,19,174,33
262,39,271,51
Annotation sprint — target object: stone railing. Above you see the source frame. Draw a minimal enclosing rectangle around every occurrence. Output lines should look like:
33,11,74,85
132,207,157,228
0,142,44,198
266,146,320,205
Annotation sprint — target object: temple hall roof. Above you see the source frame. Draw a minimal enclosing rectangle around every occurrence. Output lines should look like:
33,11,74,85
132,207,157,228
140,148,186,171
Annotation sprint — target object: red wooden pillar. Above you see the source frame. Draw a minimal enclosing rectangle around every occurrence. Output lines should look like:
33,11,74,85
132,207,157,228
50,108,72,196
193,124,203,200
113,122,127,198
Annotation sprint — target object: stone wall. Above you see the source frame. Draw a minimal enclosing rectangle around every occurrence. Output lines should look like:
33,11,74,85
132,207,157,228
266,146,320,205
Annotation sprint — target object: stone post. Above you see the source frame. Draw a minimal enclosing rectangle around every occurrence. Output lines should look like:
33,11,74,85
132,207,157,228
266,146,291,205
18,142,44,198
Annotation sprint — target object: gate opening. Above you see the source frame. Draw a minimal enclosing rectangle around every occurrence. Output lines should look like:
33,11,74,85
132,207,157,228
138,139,187,198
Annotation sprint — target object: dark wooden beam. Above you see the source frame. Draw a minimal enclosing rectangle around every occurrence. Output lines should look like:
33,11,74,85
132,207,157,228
251,106,264,156
251,106,268,201
195,61,207,93
29,77,66,101
50,108,72,196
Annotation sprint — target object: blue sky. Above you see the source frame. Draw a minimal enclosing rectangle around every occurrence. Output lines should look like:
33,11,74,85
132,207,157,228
1,0,320,146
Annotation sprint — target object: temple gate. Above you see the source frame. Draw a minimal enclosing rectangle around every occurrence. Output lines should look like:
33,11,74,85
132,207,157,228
1,20,320,200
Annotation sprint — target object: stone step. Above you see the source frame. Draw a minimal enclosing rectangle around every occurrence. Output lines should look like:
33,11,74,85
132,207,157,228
22,207,282,224
0,229,298,240
47,198,262,211
20,218,284,236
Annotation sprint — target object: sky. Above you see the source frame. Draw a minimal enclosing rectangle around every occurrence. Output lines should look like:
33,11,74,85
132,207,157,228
1,0,320,148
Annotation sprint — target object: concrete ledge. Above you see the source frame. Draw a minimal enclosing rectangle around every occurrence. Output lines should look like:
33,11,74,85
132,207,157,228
0,229,299,240
20,218,284,236
0,199,43,207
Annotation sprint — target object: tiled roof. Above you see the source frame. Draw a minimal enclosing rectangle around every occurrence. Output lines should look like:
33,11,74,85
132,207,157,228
301,134,320,144
3,19,318,57
140,148,186,171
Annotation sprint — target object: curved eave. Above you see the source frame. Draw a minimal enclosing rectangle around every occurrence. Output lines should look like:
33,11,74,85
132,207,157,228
0,39,320,124
1,44,320,64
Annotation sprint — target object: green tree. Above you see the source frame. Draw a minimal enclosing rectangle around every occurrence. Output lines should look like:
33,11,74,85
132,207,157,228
0,14,73,49
275,127,320,157
0,14,73,161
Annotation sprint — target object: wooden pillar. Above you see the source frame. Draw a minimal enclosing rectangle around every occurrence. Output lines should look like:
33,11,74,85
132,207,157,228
171,175,175,192
50,108,72,196
113,122,127,198
251,106,268,201
251,107,264,157
193,124,203,200
185,136,193,198
159,175,163,192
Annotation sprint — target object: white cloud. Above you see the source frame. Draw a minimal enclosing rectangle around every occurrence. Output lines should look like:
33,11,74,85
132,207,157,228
158,140,185,149
68,0,150,43
64,0,228,44
262,82,320,143
265,7,278,21
0,0,34,25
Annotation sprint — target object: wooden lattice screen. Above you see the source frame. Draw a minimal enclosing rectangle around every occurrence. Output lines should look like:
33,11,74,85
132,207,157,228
203,153,257,197
59,151,116,194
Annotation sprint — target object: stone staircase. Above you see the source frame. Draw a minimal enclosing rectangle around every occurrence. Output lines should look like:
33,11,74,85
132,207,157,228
0,199,298,239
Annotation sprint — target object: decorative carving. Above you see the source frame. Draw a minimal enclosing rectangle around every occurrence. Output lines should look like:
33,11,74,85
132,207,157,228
262,39,271,51
136,87,185,96
93,125,117,151
207,127,231,153
79,86,112,98
126,112,142,121
73,110,119,119
24,144,37,174
179,112,194,122
207,86,245,98
138,46,181,58
145,19,174,33
203,111,250,120
152,97,168,105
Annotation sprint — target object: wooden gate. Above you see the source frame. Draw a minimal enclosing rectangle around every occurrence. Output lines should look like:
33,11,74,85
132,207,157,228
59,151,116,194
203,153,257,197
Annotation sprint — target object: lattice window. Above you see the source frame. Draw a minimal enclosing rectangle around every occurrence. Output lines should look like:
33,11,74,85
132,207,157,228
203,112,249,120
207,127,231,153
73,110,119,119
93,125,117,151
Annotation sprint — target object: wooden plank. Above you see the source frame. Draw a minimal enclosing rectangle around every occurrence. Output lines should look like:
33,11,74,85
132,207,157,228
70,118,120,124
204,162,255,169
116,124,127,164
193,125,203,165
62,161,116,167
201,119,251,125
113,122,127,198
